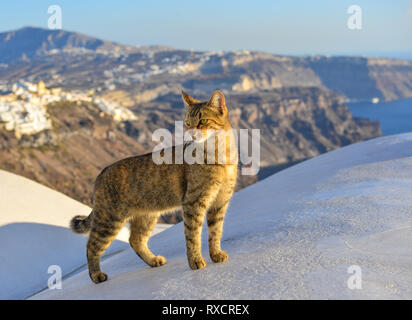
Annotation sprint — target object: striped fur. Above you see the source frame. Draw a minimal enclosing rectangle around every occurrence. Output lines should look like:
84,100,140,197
70,89,238,283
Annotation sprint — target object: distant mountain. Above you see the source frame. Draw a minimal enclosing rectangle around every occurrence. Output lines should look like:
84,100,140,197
1,27,412,102
0,26,125,63
0,26,171,64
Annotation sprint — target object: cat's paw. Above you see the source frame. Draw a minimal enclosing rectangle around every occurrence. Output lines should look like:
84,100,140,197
210,250,228,263
189,256,207,270
90,271,108,284
149,255,167,267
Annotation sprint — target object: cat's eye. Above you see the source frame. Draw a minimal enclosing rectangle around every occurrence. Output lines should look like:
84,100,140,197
199,119,208,125
185,120,191,127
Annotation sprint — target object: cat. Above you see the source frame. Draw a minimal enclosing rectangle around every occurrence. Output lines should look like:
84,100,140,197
70,89,238,283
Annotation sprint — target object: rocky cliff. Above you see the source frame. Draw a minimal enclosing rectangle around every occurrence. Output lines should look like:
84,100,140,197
0,88,380,225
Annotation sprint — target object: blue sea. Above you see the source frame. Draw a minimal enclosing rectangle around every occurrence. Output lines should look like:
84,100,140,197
347,98,412,136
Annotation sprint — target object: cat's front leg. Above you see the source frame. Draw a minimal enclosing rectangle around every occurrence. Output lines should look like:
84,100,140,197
207,200,229,263
182,205,207,269
182,187,219,270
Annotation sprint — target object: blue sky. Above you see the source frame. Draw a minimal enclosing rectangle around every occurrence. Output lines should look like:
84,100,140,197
1,0,411,57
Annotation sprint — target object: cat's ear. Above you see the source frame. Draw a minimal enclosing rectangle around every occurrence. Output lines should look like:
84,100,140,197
208,89,227,114
182,90,200,108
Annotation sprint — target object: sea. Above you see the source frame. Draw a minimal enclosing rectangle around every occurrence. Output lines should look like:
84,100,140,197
347,98,412,136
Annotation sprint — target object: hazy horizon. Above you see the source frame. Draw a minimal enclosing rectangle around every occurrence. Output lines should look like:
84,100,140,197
1,1,412,59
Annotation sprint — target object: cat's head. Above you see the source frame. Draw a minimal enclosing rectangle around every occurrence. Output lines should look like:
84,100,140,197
182,89,231,142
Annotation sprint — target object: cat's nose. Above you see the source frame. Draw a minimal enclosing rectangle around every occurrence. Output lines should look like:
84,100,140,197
184,129,195,142
185,129,204,142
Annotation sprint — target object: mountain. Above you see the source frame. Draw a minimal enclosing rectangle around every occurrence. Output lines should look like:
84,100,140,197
306,56,412,102
0,89,380,215
1,27,412,102
0,26,135,63
31,132,412,299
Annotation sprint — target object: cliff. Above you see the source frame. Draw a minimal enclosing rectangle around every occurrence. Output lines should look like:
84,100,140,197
0,88,380,222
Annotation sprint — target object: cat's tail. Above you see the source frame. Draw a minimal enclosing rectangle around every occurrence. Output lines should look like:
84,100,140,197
70,212,93,234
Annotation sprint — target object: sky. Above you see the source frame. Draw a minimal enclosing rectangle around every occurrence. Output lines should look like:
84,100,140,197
1,0,411,58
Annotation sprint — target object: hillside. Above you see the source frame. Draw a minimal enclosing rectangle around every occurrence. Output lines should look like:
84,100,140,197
0,26,137,63
1,27,412,102
0,169,170,299
32,132,412,299
0,90,379,214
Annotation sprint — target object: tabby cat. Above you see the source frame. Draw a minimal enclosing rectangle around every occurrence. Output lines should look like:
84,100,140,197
70,89,238,283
